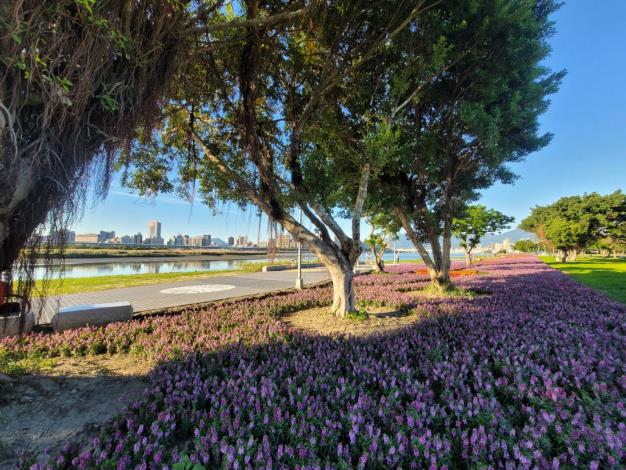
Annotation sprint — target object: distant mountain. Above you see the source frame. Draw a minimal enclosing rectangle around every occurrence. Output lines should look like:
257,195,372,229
392,228,536,250
479,229,536,246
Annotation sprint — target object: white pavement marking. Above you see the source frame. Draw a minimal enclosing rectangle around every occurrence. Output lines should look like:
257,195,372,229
159,284,236,295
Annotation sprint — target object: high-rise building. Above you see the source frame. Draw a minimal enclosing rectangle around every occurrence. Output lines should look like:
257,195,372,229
98,230,115,242
202,234,211,247
148,220,162,239
173,234,186,246
133,233,143,245
228,236,235,246
235,235,248,247
190,236,204,247
48,229,75,246
145,221,164,245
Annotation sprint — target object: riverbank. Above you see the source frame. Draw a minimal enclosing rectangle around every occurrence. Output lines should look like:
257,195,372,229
32,270,241,296
35,249,298,265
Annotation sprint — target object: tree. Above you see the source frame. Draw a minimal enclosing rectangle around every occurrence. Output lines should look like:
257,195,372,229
119,1,429,316
452,205,513,266
521,191,626,261
0,0,189,306
514,239,541,253
376,0,564,289
597,190,626,256
365,212,401,272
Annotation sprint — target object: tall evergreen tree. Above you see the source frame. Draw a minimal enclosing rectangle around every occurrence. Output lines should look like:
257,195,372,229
375,0,564,288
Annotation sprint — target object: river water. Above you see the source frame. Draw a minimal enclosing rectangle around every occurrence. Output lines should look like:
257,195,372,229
32,252,464,280
33,258,293,280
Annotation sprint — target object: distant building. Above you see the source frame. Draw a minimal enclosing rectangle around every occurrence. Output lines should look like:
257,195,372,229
259,234,296,249
189,235,211,247
148,220,162,240
133,233,143,245
228,236,235,246
167,234,188,247
75,233,99,244
143,236,164,246
489,238,514,254
275,234,296,249
48,229,75,246
98,230,115,242
235,235,248,247
120,235,133,244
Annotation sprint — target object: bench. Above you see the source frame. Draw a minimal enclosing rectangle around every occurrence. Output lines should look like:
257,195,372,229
52,301,133,332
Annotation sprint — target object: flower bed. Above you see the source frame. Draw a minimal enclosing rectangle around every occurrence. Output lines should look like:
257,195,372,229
1,288,329,364
11,257,626,468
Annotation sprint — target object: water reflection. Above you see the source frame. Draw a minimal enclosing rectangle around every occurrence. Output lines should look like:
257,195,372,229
33,258,291,280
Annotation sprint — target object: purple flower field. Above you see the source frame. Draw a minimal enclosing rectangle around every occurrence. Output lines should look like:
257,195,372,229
5,257,625,469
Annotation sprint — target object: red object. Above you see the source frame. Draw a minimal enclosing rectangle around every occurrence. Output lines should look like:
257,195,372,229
0,280,7,305
0,277,10,305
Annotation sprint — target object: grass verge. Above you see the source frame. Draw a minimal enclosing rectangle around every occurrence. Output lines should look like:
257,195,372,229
540,255,626,304
30,270,240,296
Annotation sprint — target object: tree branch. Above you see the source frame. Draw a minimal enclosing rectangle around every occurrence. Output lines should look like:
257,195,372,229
194,3,316,34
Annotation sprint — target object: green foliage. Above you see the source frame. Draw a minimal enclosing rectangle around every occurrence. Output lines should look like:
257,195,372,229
0,0,188,305
453,205,514,254
239,262,266,273
521,191,626,255
345,309,369,321
364,211,401,270
514,239,541,253
371,0,563,278
173,454,205,470
0,349,56,376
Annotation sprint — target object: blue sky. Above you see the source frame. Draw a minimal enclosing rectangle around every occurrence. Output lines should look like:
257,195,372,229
72,1,626,241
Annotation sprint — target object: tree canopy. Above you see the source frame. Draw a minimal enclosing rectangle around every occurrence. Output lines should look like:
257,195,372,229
452,205,514,265
0,0,189,304
513,239,541,253
373,0,564,287
521,191,626,261
365,211,401,272
0,0,565,316
119,0,430,315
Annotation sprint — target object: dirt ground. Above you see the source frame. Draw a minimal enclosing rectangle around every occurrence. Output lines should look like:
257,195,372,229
0,355,155,468
282,305,419,337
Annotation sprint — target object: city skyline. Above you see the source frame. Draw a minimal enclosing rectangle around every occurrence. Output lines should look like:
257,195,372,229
67,218,295,247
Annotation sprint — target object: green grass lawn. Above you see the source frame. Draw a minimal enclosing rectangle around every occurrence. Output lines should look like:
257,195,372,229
30,270,240,296
540,256,626,304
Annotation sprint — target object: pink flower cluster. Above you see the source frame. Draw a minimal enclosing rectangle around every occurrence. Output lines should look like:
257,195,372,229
11,257,626,469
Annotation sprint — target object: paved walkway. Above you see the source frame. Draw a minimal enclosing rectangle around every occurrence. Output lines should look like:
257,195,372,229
35,269,329,324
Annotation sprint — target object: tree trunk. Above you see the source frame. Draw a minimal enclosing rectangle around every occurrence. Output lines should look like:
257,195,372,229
464,248,472,267
394,207,452,291
556,250,567,262
427,266,451,291
375,257,385,273
371,246,385,273
329,265,355,317
566,249,578,262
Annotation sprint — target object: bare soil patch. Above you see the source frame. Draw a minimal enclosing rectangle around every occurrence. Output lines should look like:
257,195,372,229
282,305,418,337
0,354,155,467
